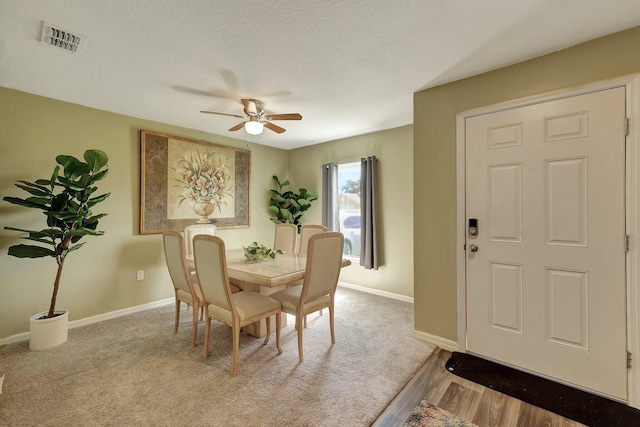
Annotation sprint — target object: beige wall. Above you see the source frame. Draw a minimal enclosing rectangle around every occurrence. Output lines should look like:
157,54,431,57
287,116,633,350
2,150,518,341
289,125,414,297
0,88,289,338
0,88,412,340
414,26,640,341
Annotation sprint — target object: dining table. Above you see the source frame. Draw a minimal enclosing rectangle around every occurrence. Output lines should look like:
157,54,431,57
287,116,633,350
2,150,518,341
187,249,351,337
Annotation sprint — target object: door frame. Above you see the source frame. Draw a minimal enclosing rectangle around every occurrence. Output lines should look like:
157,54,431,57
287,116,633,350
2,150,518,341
455,74,640,408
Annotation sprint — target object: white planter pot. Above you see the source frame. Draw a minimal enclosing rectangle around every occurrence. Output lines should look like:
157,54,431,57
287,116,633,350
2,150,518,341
29,309,69,351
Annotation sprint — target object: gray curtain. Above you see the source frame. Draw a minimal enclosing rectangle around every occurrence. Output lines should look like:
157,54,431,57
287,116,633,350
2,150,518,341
321,162,339,231
360,156,378,270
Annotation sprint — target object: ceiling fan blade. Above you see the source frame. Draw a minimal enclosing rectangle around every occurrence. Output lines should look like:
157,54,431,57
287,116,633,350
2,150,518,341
200,110,245,119
265,113,302,121
264,121,286,134
228,122,247,131
241,98,261,115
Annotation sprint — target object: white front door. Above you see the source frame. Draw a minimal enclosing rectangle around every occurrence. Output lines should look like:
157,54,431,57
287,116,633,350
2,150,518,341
465,87,628,400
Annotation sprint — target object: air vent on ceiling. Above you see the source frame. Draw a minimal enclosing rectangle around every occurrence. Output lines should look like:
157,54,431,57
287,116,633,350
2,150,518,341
40,22,88,55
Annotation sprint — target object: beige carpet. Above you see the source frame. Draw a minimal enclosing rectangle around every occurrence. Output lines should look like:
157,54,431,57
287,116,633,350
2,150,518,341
0,287,436,427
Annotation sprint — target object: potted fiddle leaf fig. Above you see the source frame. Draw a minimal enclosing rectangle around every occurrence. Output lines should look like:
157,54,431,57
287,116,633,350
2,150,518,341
3,149,110,350
268,175,317,232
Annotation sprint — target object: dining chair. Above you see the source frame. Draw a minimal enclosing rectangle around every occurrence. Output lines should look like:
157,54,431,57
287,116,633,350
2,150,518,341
162,231,205,348
298,224,327,254
183,223,217,260
270,232,344,362
296,224,329,324
193,234,283,376
273,223,297,253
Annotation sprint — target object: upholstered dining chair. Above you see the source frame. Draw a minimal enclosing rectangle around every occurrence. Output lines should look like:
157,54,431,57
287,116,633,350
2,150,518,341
193,234,283,376
296,224,329,324
273,223,297,253
270,232,344,362
162,231,205,348
298,224,327,254
183,223,241,294
183,223,217,260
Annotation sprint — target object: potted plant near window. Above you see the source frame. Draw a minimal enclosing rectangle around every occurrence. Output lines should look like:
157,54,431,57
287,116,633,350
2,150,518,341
268,175,317,232
3,149,110,350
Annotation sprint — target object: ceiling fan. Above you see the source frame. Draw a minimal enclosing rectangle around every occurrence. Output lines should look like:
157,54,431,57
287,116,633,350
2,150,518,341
200,98,302,135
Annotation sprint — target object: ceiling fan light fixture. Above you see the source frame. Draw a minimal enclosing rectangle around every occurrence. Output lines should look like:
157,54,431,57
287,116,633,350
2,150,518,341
245,121,264,135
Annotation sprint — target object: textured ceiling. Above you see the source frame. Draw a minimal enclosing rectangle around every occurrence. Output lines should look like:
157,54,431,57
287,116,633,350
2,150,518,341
2,1,640,150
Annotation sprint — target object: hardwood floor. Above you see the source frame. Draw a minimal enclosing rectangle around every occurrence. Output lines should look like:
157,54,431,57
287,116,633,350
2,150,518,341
372,348,586,427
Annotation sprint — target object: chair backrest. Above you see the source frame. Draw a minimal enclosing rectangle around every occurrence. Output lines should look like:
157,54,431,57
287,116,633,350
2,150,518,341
298,224,328,254
301,232,344,301
163,231,197,296
184,224,217,259
192,234,234,321
273,223,297,253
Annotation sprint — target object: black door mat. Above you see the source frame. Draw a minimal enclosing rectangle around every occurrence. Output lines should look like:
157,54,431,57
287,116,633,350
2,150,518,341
445,352,640,427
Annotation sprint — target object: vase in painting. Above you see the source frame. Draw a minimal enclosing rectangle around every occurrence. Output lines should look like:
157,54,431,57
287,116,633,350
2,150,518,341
192,197,214,223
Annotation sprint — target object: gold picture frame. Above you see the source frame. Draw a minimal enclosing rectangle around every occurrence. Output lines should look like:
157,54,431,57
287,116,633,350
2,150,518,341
140,130,250,234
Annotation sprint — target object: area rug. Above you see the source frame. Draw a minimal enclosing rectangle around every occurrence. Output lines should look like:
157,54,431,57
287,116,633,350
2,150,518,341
403,400,478,427
445,352,640,427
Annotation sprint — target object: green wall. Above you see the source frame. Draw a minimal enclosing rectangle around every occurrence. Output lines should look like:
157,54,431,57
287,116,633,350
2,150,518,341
0,88,288,339
289,125,414,297
0,88,413,341
414,26,640,341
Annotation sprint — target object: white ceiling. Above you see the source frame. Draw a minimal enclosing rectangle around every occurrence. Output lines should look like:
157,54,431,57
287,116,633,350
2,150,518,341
2,1,640,150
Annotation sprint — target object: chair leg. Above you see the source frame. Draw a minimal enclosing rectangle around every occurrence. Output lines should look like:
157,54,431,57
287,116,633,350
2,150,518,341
191,302,198,348
303,314,307,328
296,314,304,363
202,316,212,358
329,304,336,344
174,298,180,334
263,315,271,346
275,311,283,354
231,320,240,377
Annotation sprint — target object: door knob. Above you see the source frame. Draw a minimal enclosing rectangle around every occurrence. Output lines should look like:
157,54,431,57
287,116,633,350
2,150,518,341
468,244,479,252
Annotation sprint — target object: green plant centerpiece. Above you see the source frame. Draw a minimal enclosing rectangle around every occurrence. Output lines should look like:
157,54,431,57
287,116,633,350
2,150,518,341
268,175,318,232
3,149,110,319
243,242,282,263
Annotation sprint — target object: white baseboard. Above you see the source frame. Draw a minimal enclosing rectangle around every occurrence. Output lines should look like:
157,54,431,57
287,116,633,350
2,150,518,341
338,281,414,303
69,298,174,329
2,286,413,347
413,329,459,352
0,298,174,347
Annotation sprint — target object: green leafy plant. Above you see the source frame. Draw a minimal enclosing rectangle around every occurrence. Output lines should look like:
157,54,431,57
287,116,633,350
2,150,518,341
268,175,318,231
3,149,110,319
243,242,283,262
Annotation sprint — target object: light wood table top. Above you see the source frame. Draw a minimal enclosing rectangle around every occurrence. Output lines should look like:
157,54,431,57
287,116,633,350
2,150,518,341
187,249,351,288
188,248,350,337
226,250,305,288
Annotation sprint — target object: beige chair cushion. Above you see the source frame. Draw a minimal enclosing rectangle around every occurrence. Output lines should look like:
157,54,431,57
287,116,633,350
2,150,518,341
271,286,330,313
233,291,281,321
176,289,195,305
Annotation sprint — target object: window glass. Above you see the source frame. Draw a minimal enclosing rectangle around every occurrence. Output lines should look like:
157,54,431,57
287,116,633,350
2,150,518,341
338,162,361,258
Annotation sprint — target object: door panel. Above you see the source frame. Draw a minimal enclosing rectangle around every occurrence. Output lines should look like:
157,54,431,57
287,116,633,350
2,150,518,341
465,87,627,400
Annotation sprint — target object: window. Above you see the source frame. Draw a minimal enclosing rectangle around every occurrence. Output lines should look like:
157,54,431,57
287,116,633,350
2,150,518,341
337,162,361,258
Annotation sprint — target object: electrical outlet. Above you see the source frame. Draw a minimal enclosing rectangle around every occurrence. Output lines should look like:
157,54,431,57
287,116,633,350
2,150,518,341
136,270,144,281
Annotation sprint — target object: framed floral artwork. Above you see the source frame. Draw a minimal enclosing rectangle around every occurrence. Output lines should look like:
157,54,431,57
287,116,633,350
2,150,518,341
140,130,250,234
